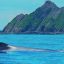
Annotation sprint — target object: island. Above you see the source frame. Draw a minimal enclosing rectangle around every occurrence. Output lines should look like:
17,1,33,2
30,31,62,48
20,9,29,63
1,1,64,34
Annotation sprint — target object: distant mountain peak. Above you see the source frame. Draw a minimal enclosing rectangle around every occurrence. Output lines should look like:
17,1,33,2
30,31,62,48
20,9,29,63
45,0,55,4
43,0,58,8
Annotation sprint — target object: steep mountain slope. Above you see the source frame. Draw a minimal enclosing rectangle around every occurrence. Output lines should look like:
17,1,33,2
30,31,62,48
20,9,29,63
3,1,64,34
3,14,25,33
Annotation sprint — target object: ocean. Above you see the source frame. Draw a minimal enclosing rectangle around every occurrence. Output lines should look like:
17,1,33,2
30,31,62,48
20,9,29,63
0,34,64,64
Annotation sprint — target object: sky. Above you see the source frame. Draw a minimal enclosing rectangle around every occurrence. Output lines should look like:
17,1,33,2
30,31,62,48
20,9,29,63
0,0,64,30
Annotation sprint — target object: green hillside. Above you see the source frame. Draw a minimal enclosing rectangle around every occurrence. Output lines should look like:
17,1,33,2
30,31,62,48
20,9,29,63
3,1,64,34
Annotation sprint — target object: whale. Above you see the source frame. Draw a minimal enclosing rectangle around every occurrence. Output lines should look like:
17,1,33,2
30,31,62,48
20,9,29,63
0,42,44,52
0,42,64,52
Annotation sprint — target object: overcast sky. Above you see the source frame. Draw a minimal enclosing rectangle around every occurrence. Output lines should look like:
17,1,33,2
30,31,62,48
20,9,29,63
0,0,64,30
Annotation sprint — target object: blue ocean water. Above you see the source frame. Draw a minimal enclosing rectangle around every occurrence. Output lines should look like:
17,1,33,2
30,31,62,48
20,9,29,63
0,34,64,64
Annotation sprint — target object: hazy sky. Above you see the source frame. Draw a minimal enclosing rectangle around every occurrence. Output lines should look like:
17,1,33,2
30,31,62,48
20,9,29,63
0,0,64,30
